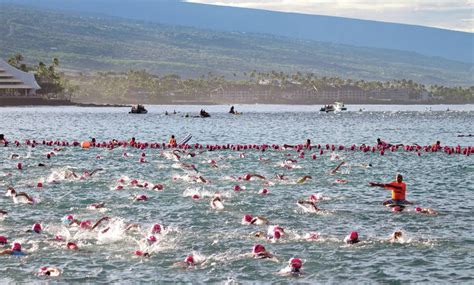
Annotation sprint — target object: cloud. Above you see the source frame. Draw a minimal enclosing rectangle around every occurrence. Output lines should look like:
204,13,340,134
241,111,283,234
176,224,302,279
185,0,474,32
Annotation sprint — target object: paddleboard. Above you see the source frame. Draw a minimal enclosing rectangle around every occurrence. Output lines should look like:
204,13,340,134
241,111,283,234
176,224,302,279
178,133,192,145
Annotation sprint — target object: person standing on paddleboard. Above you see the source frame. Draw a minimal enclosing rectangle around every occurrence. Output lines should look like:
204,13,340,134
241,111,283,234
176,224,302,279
369,173,410,206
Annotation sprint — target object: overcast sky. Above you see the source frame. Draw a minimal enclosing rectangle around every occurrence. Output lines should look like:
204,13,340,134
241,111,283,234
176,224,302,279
186,0,474,32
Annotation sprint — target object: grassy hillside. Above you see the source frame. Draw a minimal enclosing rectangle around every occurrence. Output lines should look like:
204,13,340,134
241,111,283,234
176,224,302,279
4,0,474,63
0,5,472,86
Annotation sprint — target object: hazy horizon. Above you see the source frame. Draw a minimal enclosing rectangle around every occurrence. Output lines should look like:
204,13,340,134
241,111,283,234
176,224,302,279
186,0,474,33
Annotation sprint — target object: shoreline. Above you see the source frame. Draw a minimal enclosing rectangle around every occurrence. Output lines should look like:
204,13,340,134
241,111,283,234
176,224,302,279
1,100,472,107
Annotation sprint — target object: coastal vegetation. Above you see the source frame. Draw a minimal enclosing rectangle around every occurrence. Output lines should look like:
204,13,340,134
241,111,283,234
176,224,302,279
71,69,474,104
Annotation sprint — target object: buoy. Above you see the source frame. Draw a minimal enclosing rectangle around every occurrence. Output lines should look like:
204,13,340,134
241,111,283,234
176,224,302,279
81,141,91,149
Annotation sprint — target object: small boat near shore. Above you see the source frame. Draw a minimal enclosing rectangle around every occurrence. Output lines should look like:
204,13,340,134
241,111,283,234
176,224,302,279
129,104,148,114
320,102,347,112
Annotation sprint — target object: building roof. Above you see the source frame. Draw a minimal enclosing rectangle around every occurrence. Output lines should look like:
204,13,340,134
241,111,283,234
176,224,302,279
0,59,41,90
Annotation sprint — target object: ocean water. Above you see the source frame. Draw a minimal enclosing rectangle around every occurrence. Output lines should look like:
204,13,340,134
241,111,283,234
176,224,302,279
0,105,473,283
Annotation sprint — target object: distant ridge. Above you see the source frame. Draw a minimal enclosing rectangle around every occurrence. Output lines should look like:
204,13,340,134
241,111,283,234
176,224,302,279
0,4,472,86
1,0,473,63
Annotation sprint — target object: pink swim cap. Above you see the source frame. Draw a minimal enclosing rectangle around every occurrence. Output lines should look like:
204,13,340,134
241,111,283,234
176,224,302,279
260,188,269,195
37,182,43,188
273,231,281,239
80,220,92,229
151,224,161,234
136,194,148,201
253,244,266,254
147,235,157,242
349,231,358,241
309,194,318,201
243,174,251,181
55,235,63,241
32,223,42,233
415,207,422,212
184,255,195,264
289,258,302,269
12,242,21,251
152,184,164,190
0,236,7,244
67,242,78,250
192,194,200,200
243,214,253,223
17,163,22,170
233,185,241,191
115,185,124,190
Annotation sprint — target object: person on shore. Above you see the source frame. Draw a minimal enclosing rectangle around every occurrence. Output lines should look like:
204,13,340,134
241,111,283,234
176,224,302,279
369,174,410,206
229,106,235,114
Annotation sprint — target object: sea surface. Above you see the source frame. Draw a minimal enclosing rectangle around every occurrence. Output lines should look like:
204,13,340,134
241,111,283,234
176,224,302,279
0,104,473,283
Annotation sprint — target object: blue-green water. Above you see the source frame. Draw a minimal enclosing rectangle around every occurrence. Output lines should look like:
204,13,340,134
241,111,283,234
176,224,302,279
0,105,473,283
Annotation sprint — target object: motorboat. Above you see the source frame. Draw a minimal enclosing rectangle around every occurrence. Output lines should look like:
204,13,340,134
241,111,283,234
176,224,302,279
320,102,347,112
129,104,148,114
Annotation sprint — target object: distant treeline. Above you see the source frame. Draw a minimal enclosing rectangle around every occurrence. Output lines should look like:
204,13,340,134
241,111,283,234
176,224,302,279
71,69,474,104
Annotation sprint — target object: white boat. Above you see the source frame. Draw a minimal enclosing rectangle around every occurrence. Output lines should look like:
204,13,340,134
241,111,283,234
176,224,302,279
320,102,347,112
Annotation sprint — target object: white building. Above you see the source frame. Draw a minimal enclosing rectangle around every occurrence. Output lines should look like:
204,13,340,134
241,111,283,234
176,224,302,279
0,58,41,96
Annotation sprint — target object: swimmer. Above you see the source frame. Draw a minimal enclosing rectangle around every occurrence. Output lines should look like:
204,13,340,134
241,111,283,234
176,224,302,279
173,255,196,268
296,175,312,184
279,257,303,275
149,224,162,234
28,223,42,234
211,194,224,210
10,154,19,159
134,250,150,257
5,186,15,196
242,215,269,225
243,173,266,181
0,210,7,219
82,168,103,178
181,162,198,172
267,225,285,241
252,244,274,259
330,161,345,175
369,174,411,206
0,236,7,245
389,231,403,242
415,207,438,215
276,174,288,180
0,242,25,256
87,202,105,210
9,189,35,204
38,267,61,277
297,200,320,212
344,231,360,244
253,231,266,238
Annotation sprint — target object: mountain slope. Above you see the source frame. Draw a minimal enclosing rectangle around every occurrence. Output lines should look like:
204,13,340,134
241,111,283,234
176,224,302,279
1,0,473,63
0,5,472,86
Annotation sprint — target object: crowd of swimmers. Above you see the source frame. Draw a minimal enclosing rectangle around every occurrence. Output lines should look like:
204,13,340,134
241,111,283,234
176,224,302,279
0,135,453,277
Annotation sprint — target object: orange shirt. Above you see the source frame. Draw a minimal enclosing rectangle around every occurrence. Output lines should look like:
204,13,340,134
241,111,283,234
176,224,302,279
169,138,176,145
384,182,406,200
